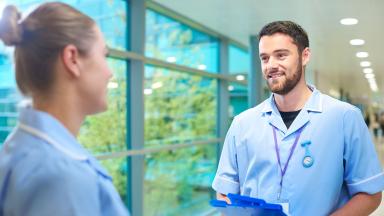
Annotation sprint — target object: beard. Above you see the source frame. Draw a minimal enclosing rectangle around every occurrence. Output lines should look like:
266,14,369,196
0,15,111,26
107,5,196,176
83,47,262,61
266,58,303,95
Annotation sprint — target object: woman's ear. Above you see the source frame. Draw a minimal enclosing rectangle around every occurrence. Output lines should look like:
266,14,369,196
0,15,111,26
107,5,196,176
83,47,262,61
61,44,81,78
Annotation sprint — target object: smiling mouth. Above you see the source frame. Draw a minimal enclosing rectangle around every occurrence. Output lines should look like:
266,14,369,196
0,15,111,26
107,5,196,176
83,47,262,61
268,73,284,79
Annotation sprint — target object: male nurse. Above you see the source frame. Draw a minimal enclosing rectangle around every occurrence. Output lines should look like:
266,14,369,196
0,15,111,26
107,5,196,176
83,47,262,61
212,20,384,215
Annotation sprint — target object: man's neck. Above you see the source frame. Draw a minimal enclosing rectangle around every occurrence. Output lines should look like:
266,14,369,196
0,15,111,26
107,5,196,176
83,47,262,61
274,83,312,112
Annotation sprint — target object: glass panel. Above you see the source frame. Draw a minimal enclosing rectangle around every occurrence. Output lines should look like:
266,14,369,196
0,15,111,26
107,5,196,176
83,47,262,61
229,83,248,119
100,157,128,204
144,144,217,216
0,44,20,146
146,9,219,73
79,58,127,154
229,45,250,75
144,65,217,146
229,45,249,119
6,0,127,49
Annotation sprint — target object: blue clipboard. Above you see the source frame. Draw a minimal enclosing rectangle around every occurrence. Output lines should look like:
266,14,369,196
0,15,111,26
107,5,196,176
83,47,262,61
210,193,287,216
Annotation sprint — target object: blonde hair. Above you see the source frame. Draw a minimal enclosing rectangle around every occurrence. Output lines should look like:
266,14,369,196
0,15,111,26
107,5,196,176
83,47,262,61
0,2,96,95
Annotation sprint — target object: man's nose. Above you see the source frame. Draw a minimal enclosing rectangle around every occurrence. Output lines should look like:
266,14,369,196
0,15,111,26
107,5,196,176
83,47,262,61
267,57,278,70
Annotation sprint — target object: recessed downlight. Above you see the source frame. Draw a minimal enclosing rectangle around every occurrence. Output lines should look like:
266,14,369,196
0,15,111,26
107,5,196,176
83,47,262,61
166,56,176,63
340,18,358,25
360,61,371,67
356,52,369,58
363,68,373,74
365,73,375,79
350,39,365,46
236,75,245,81
197,64,207,70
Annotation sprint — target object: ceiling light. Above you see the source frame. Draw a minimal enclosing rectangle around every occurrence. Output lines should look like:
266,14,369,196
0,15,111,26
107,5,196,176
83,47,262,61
151,82,163,89
360,61,371,67
144,88,153,95
197,64,207,70
370,85,378,92
365,73,375,79
356,52,368,58
363,68,373,74
340,18,358,25
166,56,176,63
107,82,118,89
350,39,365,46
228,85,234,91
236,75,245,81
369,81,378,92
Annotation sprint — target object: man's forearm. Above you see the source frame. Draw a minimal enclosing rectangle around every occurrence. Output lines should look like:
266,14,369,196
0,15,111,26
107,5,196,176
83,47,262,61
331,192,382,216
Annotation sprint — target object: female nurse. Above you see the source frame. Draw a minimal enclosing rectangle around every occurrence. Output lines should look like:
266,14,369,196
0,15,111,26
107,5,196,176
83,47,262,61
0,2,129,215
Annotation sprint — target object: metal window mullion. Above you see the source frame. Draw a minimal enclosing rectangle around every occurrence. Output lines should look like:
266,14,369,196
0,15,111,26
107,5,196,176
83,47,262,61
96,138,223,160
215,38,230,199
217,38,229,148
249,36,262,106
108,48,247,85
127,0,145,215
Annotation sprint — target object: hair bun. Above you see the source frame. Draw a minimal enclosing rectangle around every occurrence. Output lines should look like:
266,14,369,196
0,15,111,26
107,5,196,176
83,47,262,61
0,5,22,46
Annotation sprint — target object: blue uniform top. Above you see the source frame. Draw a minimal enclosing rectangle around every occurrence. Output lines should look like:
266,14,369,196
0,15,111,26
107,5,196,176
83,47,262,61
0,106,129,216
212,86,384,216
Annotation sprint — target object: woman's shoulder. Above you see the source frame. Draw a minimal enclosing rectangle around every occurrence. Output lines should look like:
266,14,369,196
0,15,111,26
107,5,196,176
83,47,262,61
3,131,96,186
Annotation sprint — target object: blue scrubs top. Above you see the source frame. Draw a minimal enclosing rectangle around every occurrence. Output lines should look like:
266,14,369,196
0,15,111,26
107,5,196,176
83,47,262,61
212,86,384,216
0,107,129,216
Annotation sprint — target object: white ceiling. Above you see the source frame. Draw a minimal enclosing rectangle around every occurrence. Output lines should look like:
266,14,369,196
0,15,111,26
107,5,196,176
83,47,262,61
154,0,384,105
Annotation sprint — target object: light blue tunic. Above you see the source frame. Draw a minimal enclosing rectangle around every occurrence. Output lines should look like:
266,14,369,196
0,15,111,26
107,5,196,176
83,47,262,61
0,107,129,216
212,86,384,215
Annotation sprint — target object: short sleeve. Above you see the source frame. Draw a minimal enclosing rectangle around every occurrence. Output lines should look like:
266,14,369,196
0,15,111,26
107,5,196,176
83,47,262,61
9,158,100,216
343,107,384,196
212,117,241,195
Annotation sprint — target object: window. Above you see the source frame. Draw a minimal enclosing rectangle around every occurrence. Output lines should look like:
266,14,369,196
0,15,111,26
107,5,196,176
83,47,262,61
229,45,250,75
144,9,220,215
0,45,19,146
9,0,127,49
144,65,217,146
144,144,217,215
78,58,128,202
79,58,127,154
229,45,250,117
146,9,219,73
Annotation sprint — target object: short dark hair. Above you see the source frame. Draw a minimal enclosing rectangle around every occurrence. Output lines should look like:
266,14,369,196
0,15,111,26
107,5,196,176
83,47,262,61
258,21,309,53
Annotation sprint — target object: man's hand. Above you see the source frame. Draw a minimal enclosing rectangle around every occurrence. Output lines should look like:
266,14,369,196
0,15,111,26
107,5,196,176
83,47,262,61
217,193,231,204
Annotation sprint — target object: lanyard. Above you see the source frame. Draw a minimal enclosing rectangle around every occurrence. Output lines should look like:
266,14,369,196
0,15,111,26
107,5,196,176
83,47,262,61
272,125,305,200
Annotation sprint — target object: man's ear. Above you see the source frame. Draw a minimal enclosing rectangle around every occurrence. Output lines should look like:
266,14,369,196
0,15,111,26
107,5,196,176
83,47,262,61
301,47,311,66
61,44,81,78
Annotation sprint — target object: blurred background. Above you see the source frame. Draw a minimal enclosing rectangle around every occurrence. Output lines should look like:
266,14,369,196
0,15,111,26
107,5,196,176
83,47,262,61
0,0,383,215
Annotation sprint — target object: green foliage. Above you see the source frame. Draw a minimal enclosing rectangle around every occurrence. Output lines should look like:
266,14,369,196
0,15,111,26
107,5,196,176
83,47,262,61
78,59,127,199
143,67,217,215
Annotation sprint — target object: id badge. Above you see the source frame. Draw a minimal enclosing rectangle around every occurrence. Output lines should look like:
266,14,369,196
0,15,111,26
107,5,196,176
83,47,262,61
277,202,290,216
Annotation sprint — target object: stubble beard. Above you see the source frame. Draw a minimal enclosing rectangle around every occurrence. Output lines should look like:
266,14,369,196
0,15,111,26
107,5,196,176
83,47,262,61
267,58,303,95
